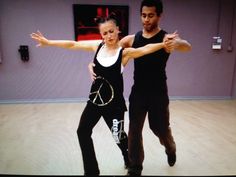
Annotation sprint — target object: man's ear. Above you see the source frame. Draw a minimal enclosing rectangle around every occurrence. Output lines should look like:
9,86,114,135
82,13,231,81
158,12,162,17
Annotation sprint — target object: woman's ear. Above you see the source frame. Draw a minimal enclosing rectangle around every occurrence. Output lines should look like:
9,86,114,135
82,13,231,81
116,26,121,34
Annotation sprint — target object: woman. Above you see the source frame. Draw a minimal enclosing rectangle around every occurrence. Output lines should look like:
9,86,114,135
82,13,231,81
31,14,176,176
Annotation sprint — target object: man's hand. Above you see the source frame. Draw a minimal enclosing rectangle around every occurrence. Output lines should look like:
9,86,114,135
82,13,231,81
164,31,191,52
163,31,179,53
165,31,179,40
88,62,96,81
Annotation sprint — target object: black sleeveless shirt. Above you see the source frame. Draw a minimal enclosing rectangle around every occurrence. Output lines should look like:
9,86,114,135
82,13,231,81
132,30,170,93
88,43,127,111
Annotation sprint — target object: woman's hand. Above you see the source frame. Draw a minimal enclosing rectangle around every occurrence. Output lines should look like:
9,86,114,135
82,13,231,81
30,31,50,47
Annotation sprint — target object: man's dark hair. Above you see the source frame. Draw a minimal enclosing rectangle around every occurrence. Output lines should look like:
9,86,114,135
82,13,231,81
140,0,163,16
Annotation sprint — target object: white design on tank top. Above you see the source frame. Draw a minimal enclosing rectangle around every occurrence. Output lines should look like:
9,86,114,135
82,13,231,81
97,46,124,73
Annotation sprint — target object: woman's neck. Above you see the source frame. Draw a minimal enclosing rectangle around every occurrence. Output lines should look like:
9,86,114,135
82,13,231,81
104,43,119,50
100,43,120,57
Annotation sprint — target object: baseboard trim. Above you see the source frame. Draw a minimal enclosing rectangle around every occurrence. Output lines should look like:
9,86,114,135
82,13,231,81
0,96,234,104
0,98,88,104
169,96,232,100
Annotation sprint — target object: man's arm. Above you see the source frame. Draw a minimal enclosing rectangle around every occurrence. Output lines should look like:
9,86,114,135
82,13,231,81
164,34,192,52
88,62,97,81
174,38,192,52
119,34,135,48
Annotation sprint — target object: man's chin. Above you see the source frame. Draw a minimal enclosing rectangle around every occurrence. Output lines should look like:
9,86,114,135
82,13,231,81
144,28,153,32
143,26,153,31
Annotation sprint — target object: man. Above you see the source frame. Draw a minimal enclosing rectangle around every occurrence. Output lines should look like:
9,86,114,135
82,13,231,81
89,0,191,175
121,0,191,175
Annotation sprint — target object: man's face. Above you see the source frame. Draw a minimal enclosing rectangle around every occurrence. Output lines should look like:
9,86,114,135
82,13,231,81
141,6,160,32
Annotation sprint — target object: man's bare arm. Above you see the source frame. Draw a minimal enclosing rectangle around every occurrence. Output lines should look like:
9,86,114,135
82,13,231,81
119,35,135,48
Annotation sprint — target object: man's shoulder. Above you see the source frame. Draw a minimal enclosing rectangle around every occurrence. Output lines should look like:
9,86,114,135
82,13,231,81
160,28,168,33
134,30,143,36
159,29,168,36
120,34,135,48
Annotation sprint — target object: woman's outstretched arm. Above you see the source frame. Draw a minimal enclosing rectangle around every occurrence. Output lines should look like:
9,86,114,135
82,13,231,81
30,30,102,52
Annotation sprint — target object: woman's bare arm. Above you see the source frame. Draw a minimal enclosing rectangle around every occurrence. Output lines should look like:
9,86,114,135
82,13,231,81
31,31,102,52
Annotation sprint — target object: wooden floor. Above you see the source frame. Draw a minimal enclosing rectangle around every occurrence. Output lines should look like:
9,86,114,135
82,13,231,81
0,100,236,176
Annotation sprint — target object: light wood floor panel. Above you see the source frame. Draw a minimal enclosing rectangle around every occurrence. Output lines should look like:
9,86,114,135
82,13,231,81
0,100,236,176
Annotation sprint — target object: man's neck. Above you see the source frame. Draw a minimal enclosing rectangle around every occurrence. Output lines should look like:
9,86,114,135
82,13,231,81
142,27,161,39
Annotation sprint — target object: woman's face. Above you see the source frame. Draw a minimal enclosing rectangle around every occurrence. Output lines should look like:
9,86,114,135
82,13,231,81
99,20,120,46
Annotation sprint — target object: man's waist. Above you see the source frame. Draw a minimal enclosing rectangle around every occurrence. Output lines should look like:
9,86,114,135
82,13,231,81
133,79,167,90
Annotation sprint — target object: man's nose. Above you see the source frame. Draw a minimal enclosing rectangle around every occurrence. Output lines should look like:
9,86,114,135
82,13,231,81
144,16,150,21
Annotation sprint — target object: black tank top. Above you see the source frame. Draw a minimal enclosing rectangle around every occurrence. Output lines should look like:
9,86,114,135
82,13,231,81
132,30,170,92
88,43,127,111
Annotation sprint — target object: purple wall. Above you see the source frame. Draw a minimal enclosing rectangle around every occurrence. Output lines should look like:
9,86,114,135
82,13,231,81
164,0,236,99
0,0,236,103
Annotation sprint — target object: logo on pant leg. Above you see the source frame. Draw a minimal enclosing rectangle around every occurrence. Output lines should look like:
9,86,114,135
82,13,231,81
111,119,125,144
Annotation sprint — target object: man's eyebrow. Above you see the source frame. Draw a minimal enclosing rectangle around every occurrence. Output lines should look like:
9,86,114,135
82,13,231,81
141,12,155,15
